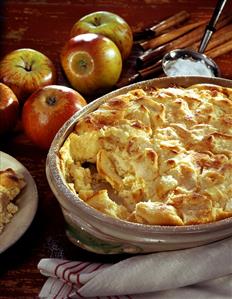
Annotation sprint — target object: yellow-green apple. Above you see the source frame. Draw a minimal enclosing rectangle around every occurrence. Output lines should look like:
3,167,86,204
0,83,19,135
0,48,56,103
60,33,122,96
70,11,133,60
22,85,87,150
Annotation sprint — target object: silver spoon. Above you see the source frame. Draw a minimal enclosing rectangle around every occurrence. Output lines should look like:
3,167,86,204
162,0,228,77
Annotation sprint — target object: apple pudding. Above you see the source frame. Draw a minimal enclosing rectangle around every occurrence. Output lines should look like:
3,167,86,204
59,84,232,226
0,168,26,233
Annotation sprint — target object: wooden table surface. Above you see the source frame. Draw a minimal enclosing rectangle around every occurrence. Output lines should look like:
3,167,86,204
0,0,232,298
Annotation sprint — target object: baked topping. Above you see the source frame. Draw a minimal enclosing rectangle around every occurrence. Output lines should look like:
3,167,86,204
0,168,26,233
59,84,232,225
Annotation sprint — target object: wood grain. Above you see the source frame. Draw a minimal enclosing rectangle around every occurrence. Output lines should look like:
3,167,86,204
0,0,232,297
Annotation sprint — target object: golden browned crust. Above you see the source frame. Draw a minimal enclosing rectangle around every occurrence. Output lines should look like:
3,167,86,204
0,168,26,233
59,84,232,225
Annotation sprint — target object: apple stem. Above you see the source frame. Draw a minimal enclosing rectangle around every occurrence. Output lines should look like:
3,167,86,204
93,17,101,26
16,63,32,72
25,63,32,71
79,60,88,69
46,96,57,106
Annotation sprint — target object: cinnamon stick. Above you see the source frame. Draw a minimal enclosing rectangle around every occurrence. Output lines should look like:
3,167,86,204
139,60,162,77
149,11,190,35
137,14,232,68
140,21,205,51
116,60,162,88
137,24,206,67
191,24,232,52
116,74,140,89
117,39,232,88
136,45,166,67
133,10,190,41
117,14,232,88
206,40,232,58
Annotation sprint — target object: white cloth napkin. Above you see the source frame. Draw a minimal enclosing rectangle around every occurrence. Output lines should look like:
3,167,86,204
38,236,232,299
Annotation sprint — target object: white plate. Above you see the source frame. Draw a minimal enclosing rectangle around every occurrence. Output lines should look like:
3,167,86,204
0,151,38,253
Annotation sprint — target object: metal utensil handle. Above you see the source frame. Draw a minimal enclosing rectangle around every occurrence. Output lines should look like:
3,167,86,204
198,0,228,53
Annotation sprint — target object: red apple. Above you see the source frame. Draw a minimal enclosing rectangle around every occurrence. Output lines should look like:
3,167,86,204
22,85,87,149
0,83,19,135
70,11,133,60
60,33,122,95
0,48,56,103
